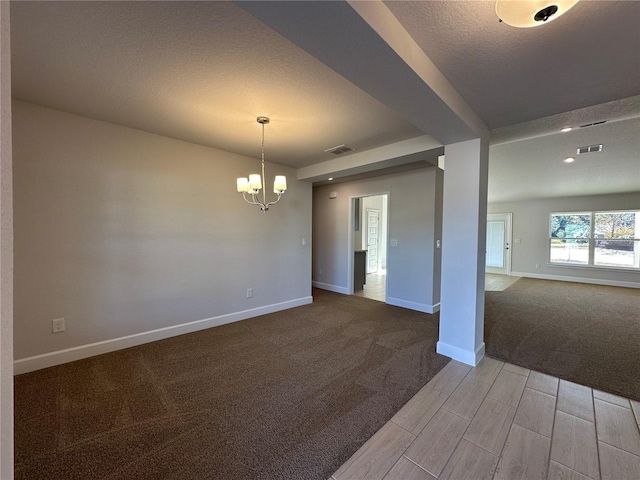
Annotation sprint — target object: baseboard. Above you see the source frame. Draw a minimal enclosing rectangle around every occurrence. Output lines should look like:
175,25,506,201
437,341,485,366
511,271,640,289
386,297,439,314
14,296,313,375
312,281,349,295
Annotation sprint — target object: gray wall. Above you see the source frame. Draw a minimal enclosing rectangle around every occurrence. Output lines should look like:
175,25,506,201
489,192,640,286
313,167,442,311
13,100,312,362
0,3,13,476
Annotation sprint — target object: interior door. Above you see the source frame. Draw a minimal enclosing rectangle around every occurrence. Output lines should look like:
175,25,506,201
366,208,379,274
486,213,512,275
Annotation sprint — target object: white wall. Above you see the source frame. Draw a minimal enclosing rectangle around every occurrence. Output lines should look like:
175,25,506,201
313,168,442,312
13,100,312,372
0,3,13,478
489,192,640,287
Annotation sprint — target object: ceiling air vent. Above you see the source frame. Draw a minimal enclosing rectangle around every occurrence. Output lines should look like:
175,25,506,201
579,120,607,128
577,144,603,155
325,144,355,155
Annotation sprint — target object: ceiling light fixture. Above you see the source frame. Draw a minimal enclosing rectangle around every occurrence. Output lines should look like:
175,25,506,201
496,0,580,28
561,127,573,133
328,177,334,181
564,157,575,163
236,117,287,212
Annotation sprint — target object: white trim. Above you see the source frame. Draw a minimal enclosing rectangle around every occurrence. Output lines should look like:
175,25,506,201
510,271,639,289
386,296,439,314
14,296,313,375
436,341,485,366
312,282,349,295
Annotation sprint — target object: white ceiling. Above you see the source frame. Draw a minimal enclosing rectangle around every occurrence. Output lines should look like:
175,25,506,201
10,1,423,168
9,1,640,201
384,0,640,129
489,116,640,203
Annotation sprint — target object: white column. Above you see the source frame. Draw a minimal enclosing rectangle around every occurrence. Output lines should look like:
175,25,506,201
438,138,489,366
0,2,13,478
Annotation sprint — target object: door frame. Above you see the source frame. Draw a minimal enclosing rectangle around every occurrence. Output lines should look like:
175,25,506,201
486,212,513,275
347,192,390,297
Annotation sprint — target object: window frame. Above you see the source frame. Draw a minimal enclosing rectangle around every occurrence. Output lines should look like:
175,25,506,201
549,209,640,271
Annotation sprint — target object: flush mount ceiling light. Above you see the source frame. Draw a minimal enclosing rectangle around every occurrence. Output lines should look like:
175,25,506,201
561,127,573,133
236,117,287,212
496,0,580,28
564,157,575,163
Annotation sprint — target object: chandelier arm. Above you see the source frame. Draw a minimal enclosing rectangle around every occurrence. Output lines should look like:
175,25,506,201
264,193,283,209
242,192,262,206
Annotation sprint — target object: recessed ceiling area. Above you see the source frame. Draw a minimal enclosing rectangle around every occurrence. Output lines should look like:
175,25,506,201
488,117,640,203
10,1,423,169
9,1,640,202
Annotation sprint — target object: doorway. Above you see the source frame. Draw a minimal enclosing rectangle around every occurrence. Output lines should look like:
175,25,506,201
486,212,512,275
351,194,388,302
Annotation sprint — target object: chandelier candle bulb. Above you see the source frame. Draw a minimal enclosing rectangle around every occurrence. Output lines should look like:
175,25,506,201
274,175,287,193
237,177,249,193
249,174,262,190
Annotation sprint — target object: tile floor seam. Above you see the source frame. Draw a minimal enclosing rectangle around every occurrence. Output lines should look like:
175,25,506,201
431,426,469,480
390,419,419,437
592,385,604,480
594,396,631,410
443,382,500,475
462,433,503,459
597,437,640,458
400,454,433,475
547,392,559,477
492,405,552,479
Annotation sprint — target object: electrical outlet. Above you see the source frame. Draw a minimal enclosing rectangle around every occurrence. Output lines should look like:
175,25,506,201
390,239,398,247
535,263,541,269
318,268,323,275
246,288,253,298
52,318,65,333
302,237,307,246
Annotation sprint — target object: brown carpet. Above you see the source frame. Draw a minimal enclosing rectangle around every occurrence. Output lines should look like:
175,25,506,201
15,288,449,480
485,277,640,401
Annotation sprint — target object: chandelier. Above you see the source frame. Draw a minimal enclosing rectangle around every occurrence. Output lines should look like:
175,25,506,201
236,116,287,212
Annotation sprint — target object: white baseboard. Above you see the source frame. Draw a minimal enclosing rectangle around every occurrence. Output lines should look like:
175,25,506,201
312,281,349,295
14,296,313,375
510,271,640,289
437,341,485,367
386,297,439,314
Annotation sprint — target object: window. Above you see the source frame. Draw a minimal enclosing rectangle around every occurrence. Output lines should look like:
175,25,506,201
550,210,640,269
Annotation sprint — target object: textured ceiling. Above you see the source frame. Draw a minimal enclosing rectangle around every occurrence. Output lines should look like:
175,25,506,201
9,1,640,201
10,1,423,168
384,1,640,129
488,117,640,203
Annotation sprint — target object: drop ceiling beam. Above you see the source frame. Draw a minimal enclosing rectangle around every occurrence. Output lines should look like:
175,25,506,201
237,1,488,147
297,135,442,182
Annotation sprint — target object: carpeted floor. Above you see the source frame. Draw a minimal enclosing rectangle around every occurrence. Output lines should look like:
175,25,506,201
15,288,449,480
485,277,640,401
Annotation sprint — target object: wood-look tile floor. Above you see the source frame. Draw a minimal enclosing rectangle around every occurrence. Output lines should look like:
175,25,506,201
331,357,640,480
485,273,521,292
354,272,386,302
